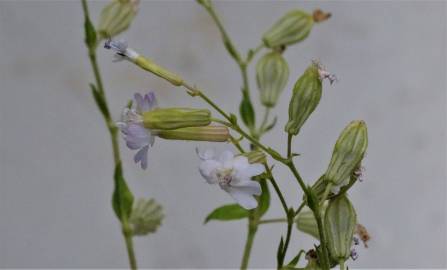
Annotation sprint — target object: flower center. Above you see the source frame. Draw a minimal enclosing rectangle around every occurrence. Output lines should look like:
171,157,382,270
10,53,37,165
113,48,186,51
216,169,233,188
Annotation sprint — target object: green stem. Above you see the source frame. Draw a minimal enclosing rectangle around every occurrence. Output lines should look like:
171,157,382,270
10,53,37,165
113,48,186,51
258,107,271,134
314,208,331,270
287,134,293,158
123,224,138,270
339,259,346,270
240,219,258,270
81,0,137,268
258,218,287,225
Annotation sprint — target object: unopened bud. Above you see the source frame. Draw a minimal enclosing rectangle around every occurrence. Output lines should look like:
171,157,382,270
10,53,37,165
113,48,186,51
262,10,314,48
134,56,183,86
97,0,139,39
325,120,368,186
156,125,229,142
285,63,322,135
129,198,163,236
324,195,357,262
256,51,289,107
241,150,267,164
143,108,211,130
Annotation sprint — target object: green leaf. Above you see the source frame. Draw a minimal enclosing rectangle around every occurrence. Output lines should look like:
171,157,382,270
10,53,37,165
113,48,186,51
287,250,306,267
112,163,134,222
239,92,255,128
90,83,110,119
277,236,284,264
204,204,249,224
84,12,97,48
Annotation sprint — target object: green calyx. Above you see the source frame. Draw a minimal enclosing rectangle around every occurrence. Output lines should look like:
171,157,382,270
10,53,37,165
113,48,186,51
97,0,138,39
325,120,368,186
262,9,314,48
155,125,229,142
285,63,322,136
256,51,289,108
324,195,357,262
143,108,211,130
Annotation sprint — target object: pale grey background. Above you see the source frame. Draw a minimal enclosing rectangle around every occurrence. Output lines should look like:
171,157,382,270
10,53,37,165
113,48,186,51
0,0,446,268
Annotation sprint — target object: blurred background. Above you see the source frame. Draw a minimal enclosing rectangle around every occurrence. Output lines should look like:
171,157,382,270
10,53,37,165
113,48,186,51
0,0,445,268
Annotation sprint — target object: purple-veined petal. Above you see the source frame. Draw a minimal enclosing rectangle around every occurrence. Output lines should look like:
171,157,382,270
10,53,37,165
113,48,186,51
134,145,149,170
124,124,150,149
227,187,258,210
199,159,221,184
134,93,145,113
144,92,157,110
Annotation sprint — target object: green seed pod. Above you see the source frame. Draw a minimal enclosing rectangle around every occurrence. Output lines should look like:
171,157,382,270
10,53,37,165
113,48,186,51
134,56,183,86
97,0,138,39
324,195,357,262
285,63,322,135
241,150,267,164
143,108,211,130
256,51,289,107
155,125,229,142
295,204,327,240
129,198,164,236
262,10,314,48
325,120,368,186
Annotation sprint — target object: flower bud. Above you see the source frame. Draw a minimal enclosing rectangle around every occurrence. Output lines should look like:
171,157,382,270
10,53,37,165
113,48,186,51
97,0,139,39
256,51,289,107
241,150,267,164
155,125,229,142
262,10,313,48
324,195,357,262
285,63,322,135
143,108,211,130
129,198,164,236
134,56,183,86
295,204,327,240
325,120,368,186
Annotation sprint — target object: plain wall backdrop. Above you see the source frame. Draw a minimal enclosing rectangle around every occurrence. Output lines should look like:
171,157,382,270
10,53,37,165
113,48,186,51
0,0,446,268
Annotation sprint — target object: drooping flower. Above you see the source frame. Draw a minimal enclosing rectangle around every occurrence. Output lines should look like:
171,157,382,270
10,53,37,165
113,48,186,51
197,149,264,210
116,92,157,169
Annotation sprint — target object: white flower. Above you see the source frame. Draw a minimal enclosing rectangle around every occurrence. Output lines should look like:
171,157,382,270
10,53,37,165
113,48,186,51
197,149,264,210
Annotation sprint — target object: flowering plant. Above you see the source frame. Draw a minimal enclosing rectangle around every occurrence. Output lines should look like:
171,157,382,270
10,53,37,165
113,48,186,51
81,1,370,269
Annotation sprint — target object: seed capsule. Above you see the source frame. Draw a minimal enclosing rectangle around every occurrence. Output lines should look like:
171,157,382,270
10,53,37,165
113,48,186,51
285,63,322,136
143,108,211,130
325,121,368,186
241,150,267,164
295,204,328,240
156,125,229,142
256,51,289,108
262,10,314,48
324,195,357,261
97,0,139,39
134,56,183,86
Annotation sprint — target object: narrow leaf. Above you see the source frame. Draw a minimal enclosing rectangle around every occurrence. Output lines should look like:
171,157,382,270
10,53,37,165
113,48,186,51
239,92,255,128
90,83,110,119
112,162,134,222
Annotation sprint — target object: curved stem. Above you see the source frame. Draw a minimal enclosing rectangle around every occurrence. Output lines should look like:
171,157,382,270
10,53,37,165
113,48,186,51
287,134,293,159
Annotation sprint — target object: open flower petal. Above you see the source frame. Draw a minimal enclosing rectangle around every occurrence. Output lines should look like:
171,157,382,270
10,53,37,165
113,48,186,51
199,160,221,184
227,187,258,210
